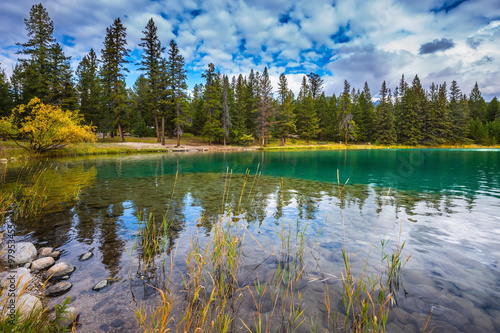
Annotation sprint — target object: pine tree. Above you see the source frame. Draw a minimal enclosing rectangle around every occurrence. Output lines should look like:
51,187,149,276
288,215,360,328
307,73,323,100
15,3,55,104
138,18,165,142
100,17,130,142
256,67,273,146
166,40,189,147
221,75,231,146
129,75,152,137
231,74,247,135
469,82,487,122
376,81,396,144
76,49,103,130
275,73,296,145
245,69,258,137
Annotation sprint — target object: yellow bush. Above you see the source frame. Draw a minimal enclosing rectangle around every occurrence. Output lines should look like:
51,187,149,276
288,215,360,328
0,98,96,153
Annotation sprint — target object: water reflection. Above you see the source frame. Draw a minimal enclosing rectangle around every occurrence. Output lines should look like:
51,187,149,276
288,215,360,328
0,151,499,332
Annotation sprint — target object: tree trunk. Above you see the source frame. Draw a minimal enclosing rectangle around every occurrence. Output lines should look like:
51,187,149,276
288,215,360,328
345,131,347,146
117,121,125,142
176,102,181,147
223,136,226,147
155,114,160,142
162,115,165,146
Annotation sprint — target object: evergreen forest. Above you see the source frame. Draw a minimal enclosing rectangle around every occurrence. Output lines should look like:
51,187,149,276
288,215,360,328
1,3,500,147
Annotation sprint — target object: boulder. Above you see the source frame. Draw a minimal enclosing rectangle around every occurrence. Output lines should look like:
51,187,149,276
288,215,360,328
0,242,37,265
48,251,61,258
44,281,72,297
31,257,55,272
45,262,75,280
0,268,32,294
0,294,42,320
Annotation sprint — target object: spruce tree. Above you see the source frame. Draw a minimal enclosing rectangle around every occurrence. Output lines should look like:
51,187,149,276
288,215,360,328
276,73,296,145
138,18,164,142
486,97,500,122
202,63,223,145
166,40,188,147
47,43,77,110
449,80,469,142
376,81,396,144
101,17,130,142
359,82,375,142
338,80,355,144
221,75,231,146
16,3,55,104
76,49,103,130
0,65,13,117
256,67,273,146
469,82,487,122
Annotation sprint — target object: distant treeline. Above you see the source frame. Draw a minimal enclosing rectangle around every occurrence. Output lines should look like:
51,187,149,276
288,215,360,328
1,3,499,146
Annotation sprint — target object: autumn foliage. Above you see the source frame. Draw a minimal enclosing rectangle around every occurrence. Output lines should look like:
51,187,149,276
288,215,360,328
0,97,96,152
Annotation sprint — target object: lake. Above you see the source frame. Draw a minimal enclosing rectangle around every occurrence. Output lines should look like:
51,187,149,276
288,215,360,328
2,149,500,332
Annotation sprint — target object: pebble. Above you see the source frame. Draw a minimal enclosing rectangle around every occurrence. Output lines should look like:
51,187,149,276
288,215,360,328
92,279,109,291
44,281,72,297
31,257,55,272
45,262,75,280
78,251,93,261
0,242,37,265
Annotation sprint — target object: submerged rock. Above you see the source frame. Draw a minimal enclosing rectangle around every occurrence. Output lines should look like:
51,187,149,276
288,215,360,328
78,251,93,261
48,251,61,258
31,257,55,272
56,306,79,331
0,242,37,265
44,281,72,297
45,262,75,280
92,279,109,291
38,247,53,257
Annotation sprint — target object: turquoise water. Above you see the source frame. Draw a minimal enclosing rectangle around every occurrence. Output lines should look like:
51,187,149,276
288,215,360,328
2,149,500,332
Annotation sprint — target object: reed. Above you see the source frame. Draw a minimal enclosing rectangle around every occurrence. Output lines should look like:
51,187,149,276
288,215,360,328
134,172,418,333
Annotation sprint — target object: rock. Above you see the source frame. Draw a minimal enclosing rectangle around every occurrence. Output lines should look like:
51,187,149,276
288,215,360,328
48,251,60,258
61,275,70,280
45,262,75,280
0,294,42,320
92,279,109,291
38,247,53,257
78,251,93,261
0,242,37,265
0,268,33,294
31,257,55,272
56,306,79,331
0,159,7,164
24,263,31,269
44,281,72,297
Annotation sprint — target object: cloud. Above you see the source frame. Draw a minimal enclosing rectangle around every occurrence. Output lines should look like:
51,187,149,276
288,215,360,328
466,37,483,50
419,38,455,54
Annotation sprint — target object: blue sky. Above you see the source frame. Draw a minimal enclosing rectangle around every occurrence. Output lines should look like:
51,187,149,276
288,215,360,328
1,0,499,100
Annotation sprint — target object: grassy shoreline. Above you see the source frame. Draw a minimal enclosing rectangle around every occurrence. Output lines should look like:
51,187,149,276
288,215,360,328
1,136,499,160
